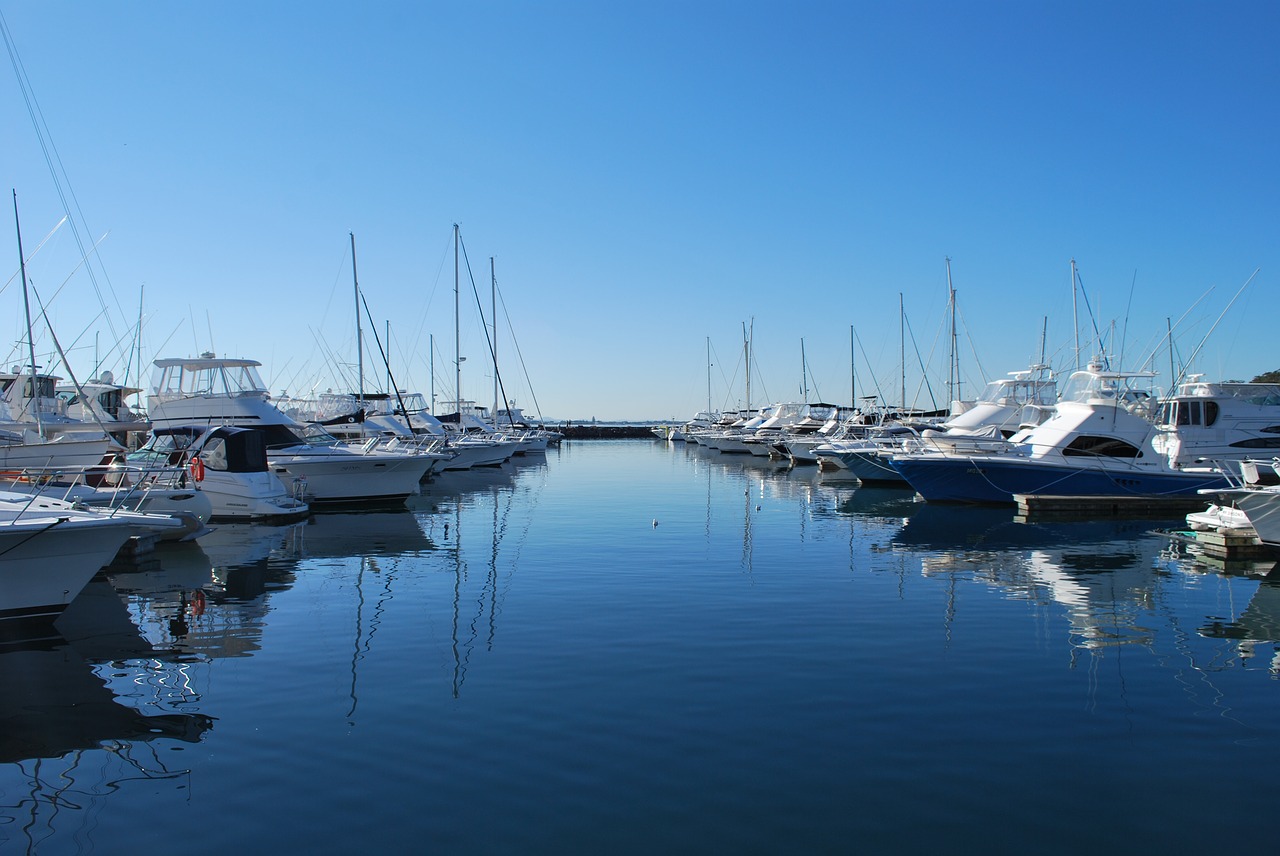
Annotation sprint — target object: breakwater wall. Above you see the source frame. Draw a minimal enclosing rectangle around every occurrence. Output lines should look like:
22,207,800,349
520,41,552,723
554,423,657,439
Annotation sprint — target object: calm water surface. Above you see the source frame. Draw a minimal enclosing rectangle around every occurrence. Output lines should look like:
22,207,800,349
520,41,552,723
3,439,1278,853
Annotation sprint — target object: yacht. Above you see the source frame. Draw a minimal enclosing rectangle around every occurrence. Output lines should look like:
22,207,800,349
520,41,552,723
0,491,186,626
130,425,310,520
890,361,1254,504
147,355,439,505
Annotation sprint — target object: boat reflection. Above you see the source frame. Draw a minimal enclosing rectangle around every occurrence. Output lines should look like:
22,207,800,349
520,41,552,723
0,620,213,850
893,507,1177,651
1196,576,1280,672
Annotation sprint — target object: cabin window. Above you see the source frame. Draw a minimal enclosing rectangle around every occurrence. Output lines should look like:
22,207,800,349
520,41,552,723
1062,435,1143,458
1204,401,1219,426
1229,437,1280,449
202,437,229,471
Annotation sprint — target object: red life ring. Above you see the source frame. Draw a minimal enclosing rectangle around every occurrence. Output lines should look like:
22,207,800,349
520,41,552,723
189,456,206,482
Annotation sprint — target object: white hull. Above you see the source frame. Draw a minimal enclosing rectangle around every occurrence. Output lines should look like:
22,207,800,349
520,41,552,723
268,449,432,504
439,440,516,470
1218,489,1280,547
0,436,115,471
0,492,184,623
198,470,310,520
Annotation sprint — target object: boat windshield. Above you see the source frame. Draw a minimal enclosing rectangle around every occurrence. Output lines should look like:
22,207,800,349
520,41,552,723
293,423,342,446
977,378,1058,406
1058,370,1154,405
152,362,268,400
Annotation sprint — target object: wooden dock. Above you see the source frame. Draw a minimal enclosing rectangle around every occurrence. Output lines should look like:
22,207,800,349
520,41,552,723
1014,493,1210,522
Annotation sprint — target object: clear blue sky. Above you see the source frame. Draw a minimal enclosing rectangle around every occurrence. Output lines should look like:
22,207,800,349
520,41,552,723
3,1,1277,421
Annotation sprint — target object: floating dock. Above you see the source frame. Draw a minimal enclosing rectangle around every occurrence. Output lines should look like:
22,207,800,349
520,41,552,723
1014,493,1210,521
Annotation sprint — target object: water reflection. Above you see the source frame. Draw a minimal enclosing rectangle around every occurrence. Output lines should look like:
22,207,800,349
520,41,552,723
417,454,547,696
0,621,213,852
1195,576,1280,672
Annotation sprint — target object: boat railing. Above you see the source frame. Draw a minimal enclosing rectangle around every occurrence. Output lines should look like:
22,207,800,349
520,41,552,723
0,458,196,508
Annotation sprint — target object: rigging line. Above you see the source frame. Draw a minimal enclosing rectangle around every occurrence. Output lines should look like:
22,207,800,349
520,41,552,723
358,290,414,434
1135,284,1214,374
0,214,67,297
1169,268,1259,392
902,311,938,411
1073,265,1108,367
494,279,546,423
456,234,513,416
1120,269,1138,370
407,229,454,382
1,12,126,344
954,302,989,387
853,329,888,406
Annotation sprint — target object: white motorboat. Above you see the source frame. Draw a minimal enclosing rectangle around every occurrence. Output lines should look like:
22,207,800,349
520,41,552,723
1199,460,1280,549
147,355,438,505
0,491,186,625
130,425,310,521
0,459,212,542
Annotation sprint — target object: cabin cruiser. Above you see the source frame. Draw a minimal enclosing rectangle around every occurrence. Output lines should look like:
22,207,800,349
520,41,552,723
147,355,440,505
0,368,123,469
889,361,1253,504
130,425,309,520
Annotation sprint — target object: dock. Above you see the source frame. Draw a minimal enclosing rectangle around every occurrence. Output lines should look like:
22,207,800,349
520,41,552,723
1014,493,1211,522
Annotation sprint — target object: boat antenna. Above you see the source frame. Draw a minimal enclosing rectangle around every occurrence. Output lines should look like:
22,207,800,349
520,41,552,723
12,190,43,436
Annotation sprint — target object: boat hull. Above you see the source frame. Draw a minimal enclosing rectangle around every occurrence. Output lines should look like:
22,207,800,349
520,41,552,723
0,518,135,624
891,454,1233,504
269,451,432,505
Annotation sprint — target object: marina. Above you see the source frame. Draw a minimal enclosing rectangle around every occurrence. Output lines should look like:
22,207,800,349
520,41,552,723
3,438,1279,853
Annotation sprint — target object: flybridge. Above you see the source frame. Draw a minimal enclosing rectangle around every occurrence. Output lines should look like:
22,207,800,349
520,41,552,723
150,356,271,405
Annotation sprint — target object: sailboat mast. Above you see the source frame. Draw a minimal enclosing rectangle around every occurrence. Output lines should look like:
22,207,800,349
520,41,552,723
351,232,363,401
849,324,856,411
899,292,905,411
454,223,461,414
12,191,42,436
1070,258,1080,371
801,338,808,401
946,257,958,405
491,256,498,430
706,336,711,414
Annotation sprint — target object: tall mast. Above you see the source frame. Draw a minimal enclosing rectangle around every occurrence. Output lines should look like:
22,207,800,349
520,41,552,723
706,336,711,414
454,223,461,412
12,191,42,437
850,324,856,411
946,257,958,405
899,292,906,411
351,232,363,401
1070,258,1080,371
430,333,435,413
800,338,807,401
491,256,498,430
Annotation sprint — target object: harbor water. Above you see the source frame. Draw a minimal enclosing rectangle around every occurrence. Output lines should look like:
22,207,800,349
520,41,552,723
3,439,1278,853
